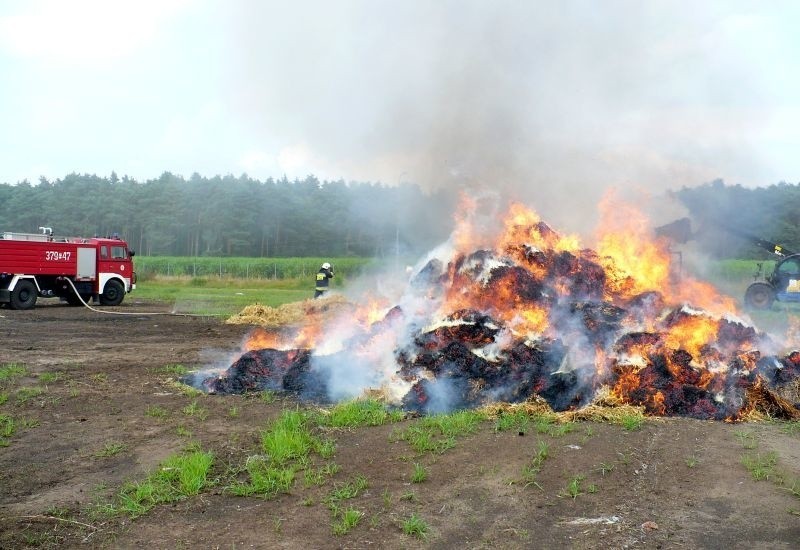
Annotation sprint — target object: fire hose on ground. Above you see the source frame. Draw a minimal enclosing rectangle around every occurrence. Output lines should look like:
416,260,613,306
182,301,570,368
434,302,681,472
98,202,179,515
62,277,227,317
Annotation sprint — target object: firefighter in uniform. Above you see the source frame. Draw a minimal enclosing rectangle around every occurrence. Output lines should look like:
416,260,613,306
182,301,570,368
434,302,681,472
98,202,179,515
314,262,334,298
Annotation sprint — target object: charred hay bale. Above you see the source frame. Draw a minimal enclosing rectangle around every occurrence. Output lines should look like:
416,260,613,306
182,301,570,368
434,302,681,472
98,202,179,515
516,244,550,269
204,349,310,394
401,377,477,414
485,265,546,304
422,341,492,379
410,258,445,289
728,350,761,374
613,332,661,353
624,291,665,318
548,251,607,299
715,318,762,353
281,352,329,402
414,311,500,350
756,353,800,386
562,301,626,344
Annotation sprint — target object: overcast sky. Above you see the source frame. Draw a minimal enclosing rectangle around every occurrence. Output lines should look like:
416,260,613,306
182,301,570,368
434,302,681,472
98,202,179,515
2,0,799,224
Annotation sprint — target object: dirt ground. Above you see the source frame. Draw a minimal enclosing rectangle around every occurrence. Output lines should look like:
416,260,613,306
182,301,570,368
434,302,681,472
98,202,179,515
1,301,799,549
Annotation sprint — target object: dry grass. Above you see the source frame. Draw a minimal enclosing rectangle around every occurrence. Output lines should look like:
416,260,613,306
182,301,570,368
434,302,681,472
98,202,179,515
226,295,350,327
744,382,800,421
480,388,647,425
480,396,556,420
773,378,800,408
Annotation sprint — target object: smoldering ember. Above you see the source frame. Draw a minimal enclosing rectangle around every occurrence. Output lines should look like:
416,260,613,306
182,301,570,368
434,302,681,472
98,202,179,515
200,201,800,421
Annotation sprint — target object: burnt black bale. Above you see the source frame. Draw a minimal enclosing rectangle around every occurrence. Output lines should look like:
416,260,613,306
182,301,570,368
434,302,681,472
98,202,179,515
625,291,665,319
281,352,331,402
204,349,311,394
614,332,661,353
411,258,445,289
414,312,500,351
411,341,492,379
561,301,626,346
516,244,550,270
401,376,476,414
457,250,502,280
549,251,607,299
496,339,583,411
757,354,800,385
485,265,546,304
715,318,761,353
661,383,725,419
669,349,705,385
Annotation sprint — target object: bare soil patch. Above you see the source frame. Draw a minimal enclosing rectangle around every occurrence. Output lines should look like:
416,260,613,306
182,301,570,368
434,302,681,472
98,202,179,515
1,302,798,549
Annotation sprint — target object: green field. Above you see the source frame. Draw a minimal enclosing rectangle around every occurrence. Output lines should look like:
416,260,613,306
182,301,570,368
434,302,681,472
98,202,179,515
131,276,319,315
133,256,375,280
130,256,375,316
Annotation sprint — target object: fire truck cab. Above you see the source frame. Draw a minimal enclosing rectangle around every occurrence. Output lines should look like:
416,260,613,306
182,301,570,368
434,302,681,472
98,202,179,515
0,228,136,310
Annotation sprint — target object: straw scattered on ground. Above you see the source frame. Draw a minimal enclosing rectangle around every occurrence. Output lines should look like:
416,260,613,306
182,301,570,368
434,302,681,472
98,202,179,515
226,294,350,327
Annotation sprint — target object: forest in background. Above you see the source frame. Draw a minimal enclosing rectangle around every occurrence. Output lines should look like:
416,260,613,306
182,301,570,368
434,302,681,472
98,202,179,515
1,173,799,259
0,172,456,257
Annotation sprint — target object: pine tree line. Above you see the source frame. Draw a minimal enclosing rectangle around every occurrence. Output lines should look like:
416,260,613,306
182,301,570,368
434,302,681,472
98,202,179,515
0,172,456,257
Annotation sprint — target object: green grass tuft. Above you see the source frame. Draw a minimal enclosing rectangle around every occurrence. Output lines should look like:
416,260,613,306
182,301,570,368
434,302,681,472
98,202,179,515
563,474,587,499
494,410,530,433
0,413,15,446
229,456,295,498
411,462,428,483
734,430,758,449
741,452,778,481
332,507,363,535
397,409,485,455
521,441,549,488
116,449,214,517
401,513,429,539
321,398,404,427
38,372,61,384
15,386,44,404
618,413,644,431
325,475,369,507
145,405,169,418
182,399,208,420
95,442,127,458
261,410,316,465
0,364,26,383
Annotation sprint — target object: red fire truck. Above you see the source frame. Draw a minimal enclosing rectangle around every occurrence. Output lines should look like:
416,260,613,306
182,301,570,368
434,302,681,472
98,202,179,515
0,227,136,310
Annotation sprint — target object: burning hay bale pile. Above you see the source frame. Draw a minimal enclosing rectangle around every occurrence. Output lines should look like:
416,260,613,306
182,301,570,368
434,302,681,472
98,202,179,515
203,202,800,421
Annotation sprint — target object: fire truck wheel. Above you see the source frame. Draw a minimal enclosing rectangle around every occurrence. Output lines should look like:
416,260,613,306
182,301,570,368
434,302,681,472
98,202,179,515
744,282,775,310
100,280,125,306
10,280,37,310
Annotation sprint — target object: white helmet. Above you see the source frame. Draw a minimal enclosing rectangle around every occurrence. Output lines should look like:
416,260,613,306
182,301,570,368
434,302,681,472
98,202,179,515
322,262,331,270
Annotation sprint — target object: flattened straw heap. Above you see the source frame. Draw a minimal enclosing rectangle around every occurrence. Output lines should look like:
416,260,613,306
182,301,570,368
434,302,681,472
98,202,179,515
226,295,350,327
480,396,555,420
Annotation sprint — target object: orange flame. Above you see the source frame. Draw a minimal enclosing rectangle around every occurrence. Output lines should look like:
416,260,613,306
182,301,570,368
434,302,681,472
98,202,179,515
244,328,286,351
498,202,581,254
353,296,391,328
595,195,671,299
663,314,719,359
